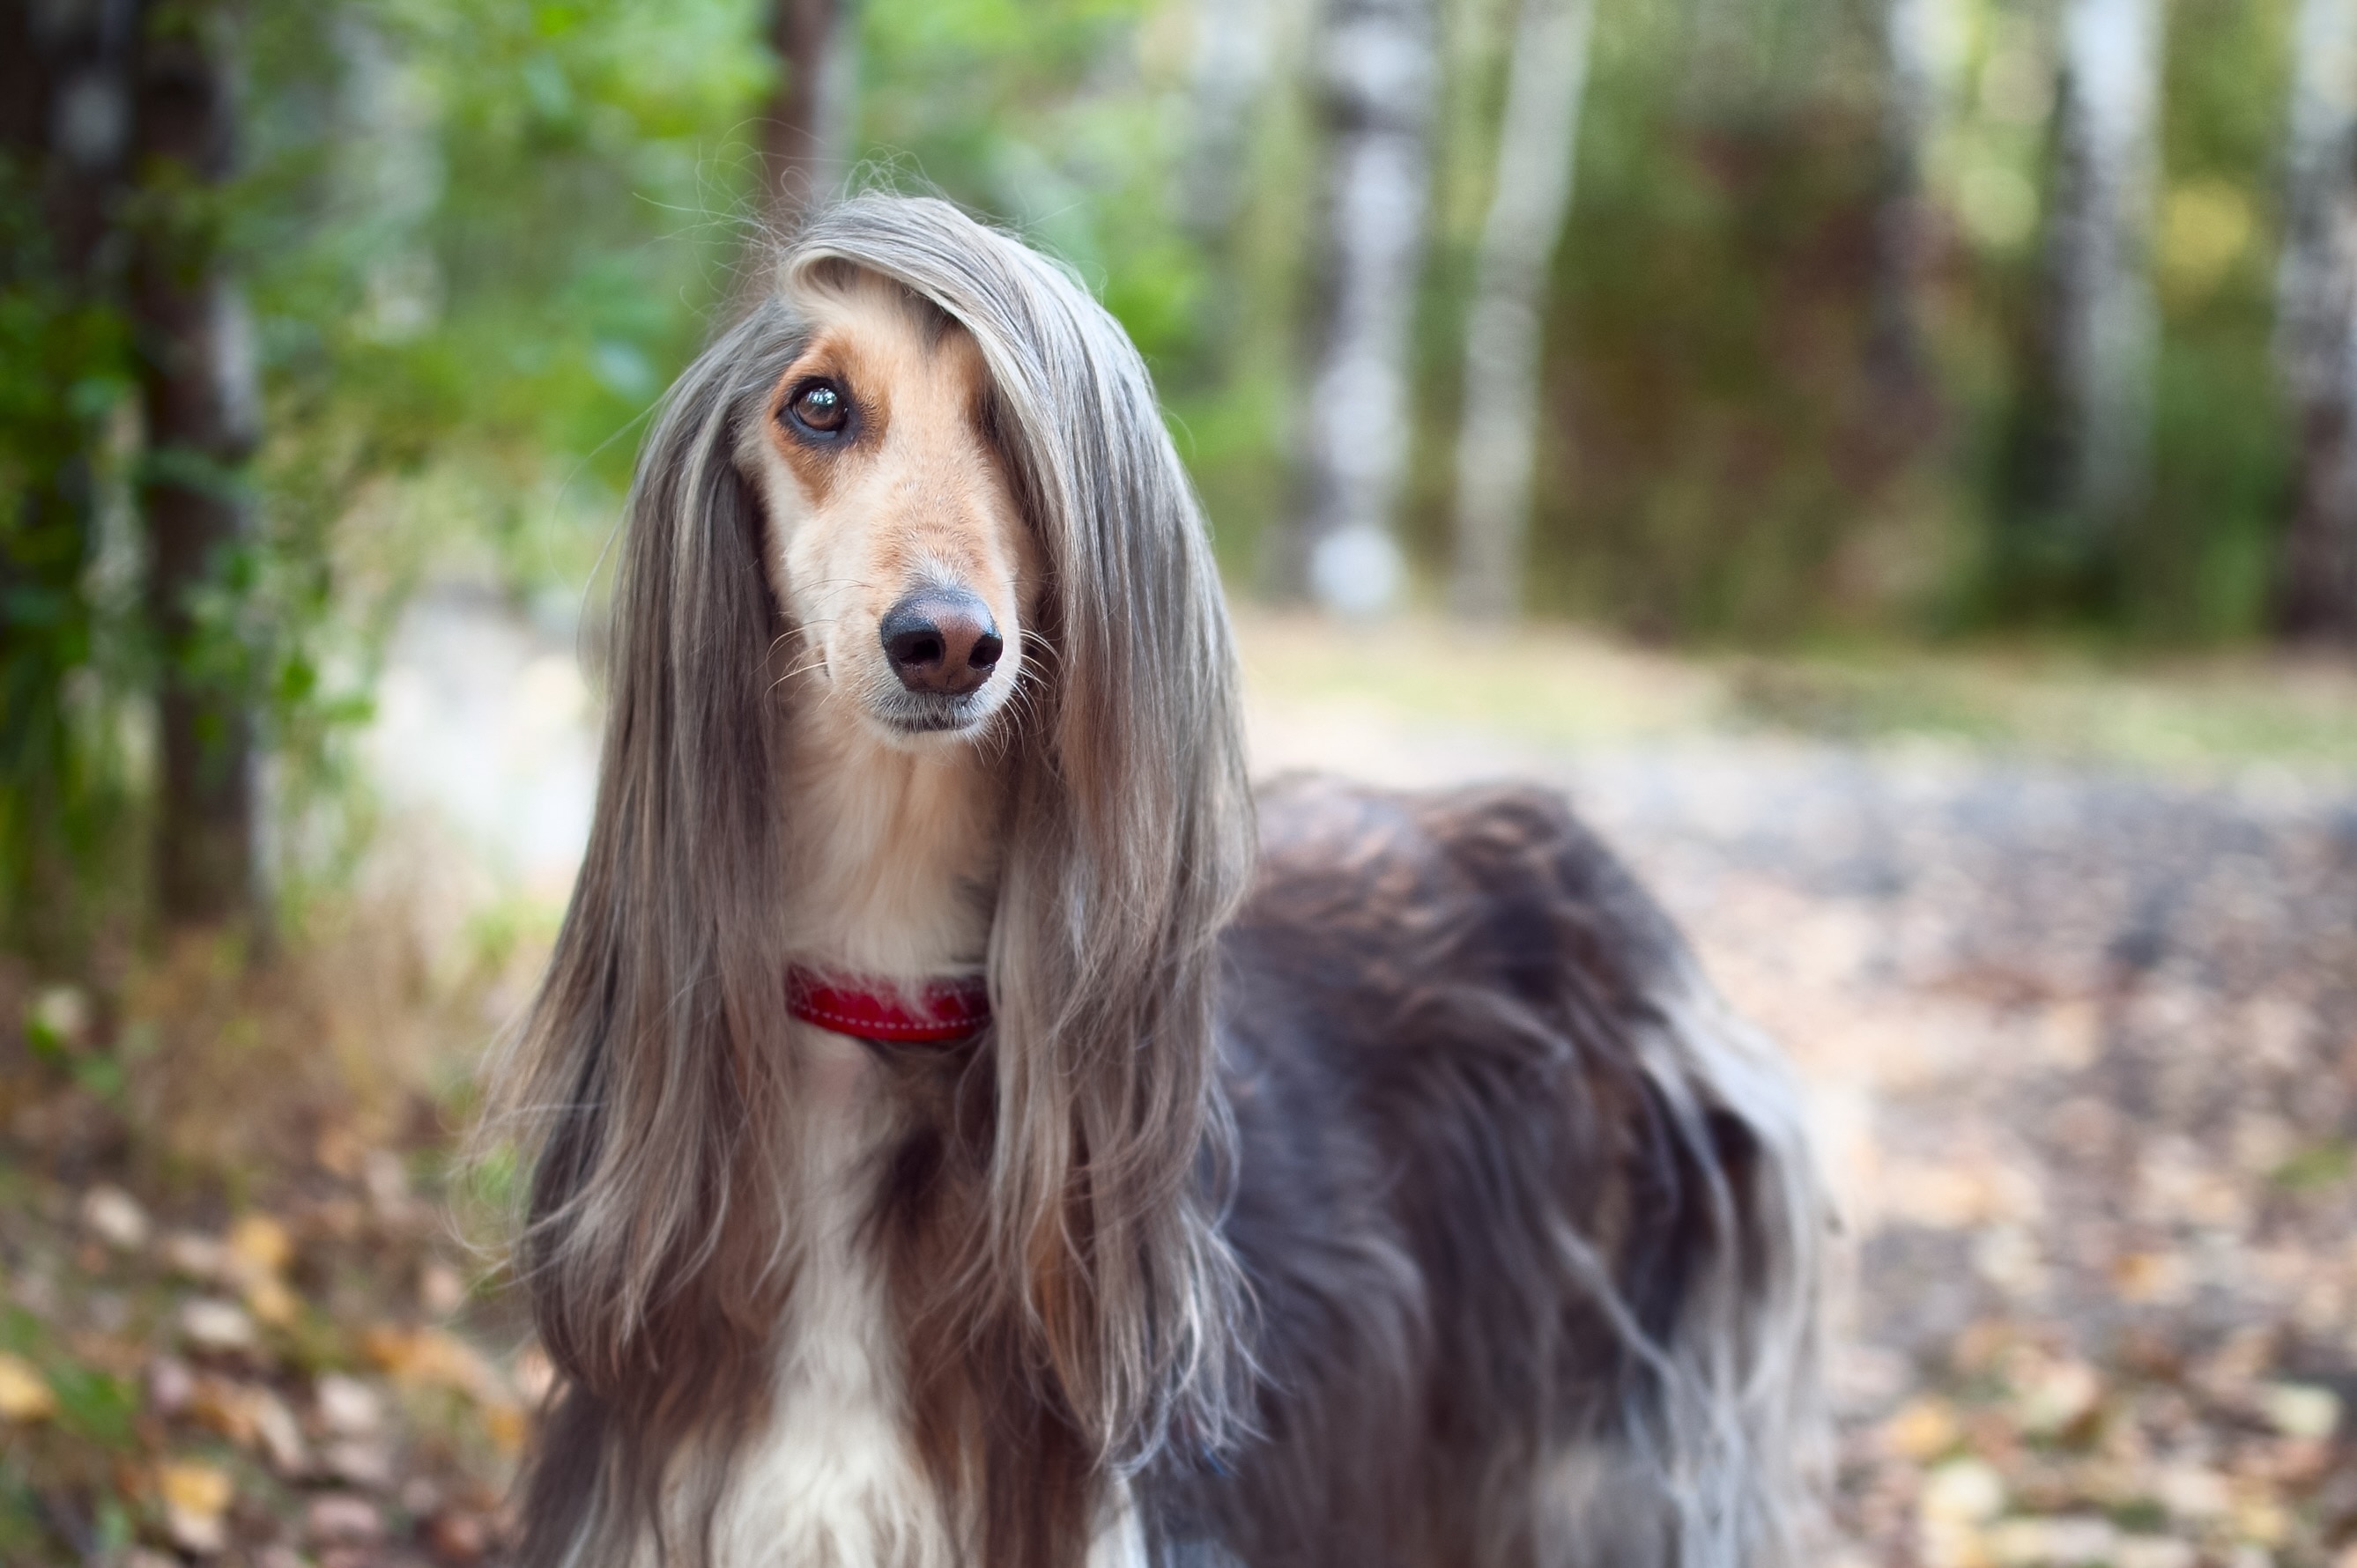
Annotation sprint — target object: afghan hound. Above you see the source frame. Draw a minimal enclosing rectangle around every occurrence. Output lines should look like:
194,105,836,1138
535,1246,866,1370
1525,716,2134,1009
492,192,1823,1568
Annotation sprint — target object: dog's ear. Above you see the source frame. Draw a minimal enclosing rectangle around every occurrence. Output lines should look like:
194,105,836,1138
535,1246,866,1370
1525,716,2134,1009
789,195,1256,1468
496,299,807,1564
979,253,1257,1457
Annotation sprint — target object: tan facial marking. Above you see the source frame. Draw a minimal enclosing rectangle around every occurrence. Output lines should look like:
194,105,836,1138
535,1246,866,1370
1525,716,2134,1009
744,270,1041,749
764,329,893,507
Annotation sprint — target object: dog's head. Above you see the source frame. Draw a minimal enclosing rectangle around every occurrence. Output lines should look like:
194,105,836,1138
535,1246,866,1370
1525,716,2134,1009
741,265,1042,744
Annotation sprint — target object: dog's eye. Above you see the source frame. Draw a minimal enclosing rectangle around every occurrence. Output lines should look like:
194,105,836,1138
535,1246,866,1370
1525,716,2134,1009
784,380,850,439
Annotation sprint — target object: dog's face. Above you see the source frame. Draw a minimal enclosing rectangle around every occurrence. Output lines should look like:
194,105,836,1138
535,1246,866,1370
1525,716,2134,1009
745,269,1041,747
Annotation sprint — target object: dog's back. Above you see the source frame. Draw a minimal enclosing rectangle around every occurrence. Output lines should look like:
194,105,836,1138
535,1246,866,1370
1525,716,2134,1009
1150,777,1822,1568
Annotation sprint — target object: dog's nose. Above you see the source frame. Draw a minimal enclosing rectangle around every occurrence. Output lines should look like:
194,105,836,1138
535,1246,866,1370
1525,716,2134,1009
879,588,1004,696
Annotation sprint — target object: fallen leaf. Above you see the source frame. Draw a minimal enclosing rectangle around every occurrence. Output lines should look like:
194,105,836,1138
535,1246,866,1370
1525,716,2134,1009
1885,1395,1961,1461
315,1372,382,1437
251,1387,308,1475
2110,1251,2187,1304
426,1508,491,1563
361,1150,411,1219
244,1273,300,1329
227,1214,293,1278
0,1353,56,1421
2014,1359,2102,1435
179,1298,258,1354
511,1343,554,1405
1922,1457,2007,1525
483,1400,526,1459
160,1231,235,1285
315,1124,362,1178
80,1185,150,1252
324,1436,393,1488
187,1376,260,1444
1987,1514,2116,1566
2156,1465,2229,1520
145,1356,196,1416
2116,1540,2197,1568
363,1325,500,1402
158,1460,234,1554
2231,1483,2290,1547
29,985,91,1048
2258,1380,2339,1440
419,1260,467,1317
304,1491,383,1547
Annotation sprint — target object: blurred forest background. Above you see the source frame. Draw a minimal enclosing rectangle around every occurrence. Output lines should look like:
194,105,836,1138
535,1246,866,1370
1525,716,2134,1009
6,0,2354,945
4,0,2357,1564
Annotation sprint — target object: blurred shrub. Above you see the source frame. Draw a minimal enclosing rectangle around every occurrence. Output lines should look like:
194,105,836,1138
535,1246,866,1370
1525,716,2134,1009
1392,0,2303,645
0,161,143,959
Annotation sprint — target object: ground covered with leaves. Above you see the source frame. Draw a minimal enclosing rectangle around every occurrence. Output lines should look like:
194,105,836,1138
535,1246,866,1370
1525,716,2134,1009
1244,623,2357,1568
1576,746,2357,1568
0,921,538,1566
3,614,2353,1566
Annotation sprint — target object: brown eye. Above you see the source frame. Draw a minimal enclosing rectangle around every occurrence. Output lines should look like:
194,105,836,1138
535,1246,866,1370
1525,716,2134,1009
784,380,849,439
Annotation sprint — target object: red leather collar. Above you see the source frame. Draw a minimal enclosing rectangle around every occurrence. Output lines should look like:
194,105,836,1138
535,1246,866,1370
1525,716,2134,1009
786,968,992,1044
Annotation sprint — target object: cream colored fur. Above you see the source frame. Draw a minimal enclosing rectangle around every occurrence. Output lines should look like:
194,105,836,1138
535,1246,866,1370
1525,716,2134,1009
713,1048,954,1568
705,271,1130,1566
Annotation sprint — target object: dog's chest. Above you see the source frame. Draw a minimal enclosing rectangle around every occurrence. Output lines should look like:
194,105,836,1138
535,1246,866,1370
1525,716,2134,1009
701,1033,1149,1568
710,1097,953,1568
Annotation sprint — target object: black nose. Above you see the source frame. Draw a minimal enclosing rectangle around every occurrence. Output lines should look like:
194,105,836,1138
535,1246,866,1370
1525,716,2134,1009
878,588,1004,697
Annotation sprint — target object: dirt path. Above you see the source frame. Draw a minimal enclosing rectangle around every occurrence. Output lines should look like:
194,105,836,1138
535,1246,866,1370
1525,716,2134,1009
352,592,2357,1563
1248,684,2357,1567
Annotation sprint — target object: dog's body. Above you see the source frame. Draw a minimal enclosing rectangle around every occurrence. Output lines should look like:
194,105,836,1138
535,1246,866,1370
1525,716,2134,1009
1162,776,1816,1567
496,196,1821,1568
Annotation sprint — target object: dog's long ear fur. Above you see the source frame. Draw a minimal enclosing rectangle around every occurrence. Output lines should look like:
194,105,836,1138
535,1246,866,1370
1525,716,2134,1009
493,194,1254,1563
491,298,810,1563
787,195,1256,1461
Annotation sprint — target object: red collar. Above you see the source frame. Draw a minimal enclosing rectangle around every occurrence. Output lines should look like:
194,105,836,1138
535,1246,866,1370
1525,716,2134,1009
786,968,992,1044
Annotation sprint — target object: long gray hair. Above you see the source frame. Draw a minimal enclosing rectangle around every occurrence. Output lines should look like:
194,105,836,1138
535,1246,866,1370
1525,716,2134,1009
491,194,1254,1560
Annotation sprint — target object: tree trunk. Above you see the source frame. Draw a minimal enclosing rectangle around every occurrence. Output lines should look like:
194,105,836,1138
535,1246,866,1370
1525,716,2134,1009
1176,0,1275,240
2048,0,2165,551
2,0,145,950
132,0,261,928
763,0,856,230
8,0,143,274
1867,0,1959,402
2275,0,2357,641
1274,0,1441,613
1448,0,1597,622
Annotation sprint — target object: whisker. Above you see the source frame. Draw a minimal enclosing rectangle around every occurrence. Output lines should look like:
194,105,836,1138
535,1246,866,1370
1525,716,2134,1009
767,653,831,697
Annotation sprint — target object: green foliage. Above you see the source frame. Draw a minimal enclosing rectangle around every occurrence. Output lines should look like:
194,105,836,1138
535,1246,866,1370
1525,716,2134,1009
0,161,144,957
1393,0,2315,645
3,0,2342,963
1512,0,1900,638
2136,0,2294,641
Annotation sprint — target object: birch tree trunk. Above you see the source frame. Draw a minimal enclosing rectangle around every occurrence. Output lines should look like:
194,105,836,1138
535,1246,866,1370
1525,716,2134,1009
1448,0,1597,622
1177,0,1275,240
764,0,858,230
2275,0,2357,641
1277,0,1441,613
133,0,262,927
2048,0,2165,549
